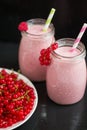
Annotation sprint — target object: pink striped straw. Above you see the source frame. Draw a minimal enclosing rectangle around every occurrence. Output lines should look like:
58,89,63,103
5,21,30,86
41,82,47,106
72,23,87,49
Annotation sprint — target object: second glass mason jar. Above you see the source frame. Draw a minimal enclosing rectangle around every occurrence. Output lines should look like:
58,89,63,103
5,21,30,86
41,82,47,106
46,38,86,105
18,18,55,81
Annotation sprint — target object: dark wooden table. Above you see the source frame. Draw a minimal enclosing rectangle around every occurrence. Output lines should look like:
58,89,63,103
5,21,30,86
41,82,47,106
0,41,87,130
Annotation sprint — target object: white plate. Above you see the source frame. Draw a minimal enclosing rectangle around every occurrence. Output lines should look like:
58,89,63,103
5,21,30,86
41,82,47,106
0,68,38,130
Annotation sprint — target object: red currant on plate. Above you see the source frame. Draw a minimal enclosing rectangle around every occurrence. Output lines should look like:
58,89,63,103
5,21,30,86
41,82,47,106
0,68,38,129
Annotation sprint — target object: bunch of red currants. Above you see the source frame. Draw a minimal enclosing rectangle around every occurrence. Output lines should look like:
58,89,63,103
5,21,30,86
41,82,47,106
39,43,58,65
0,69,36,128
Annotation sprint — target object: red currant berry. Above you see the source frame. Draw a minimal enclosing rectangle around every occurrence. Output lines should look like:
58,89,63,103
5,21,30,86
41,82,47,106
51,43,58,50
40,49,46,55
0,108,3,115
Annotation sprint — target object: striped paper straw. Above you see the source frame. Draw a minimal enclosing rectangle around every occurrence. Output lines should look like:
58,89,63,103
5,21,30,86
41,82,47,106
72,23,87,49
43,8,56,32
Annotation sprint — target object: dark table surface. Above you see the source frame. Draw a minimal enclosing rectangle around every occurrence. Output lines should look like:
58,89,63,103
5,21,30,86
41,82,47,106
0,41,87,130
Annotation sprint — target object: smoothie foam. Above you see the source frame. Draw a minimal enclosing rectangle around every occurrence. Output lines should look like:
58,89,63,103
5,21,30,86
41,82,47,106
27,25,51,35
55,47,80,57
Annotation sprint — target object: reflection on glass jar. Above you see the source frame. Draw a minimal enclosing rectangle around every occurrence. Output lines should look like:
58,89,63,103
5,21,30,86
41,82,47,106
46,38,86,105
19,18,55,81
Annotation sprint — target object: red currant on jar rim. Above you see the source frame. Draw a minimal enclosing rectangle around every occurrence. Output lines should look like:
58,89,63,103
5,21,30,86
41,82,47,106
39,42,58,66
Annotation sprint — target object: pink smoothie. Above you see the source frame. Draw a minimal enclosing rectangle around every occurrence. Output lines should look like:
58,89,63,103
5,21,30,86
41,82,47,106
19,20,55,81
46,46,86,105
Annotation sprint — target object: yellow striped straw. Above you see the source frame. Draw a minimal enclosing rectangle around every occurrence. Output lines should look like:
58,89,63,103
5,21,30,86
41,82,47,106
43,8,56,32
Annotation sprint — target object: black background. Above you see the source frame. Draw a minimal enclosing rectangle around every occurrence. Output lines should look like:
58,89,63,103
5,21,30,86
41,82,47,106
0,0,87,48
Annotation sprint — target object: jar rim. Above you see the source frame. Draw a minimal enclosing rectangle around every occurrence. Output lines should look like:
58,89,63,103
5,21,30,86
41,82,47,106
52,38,86,61
21,18,55,37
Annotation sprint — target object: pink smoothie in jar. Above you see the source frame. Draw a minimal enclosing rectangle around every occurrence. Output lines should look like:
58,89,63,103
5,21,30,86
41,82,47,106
46,38,86,105
18,18,55,81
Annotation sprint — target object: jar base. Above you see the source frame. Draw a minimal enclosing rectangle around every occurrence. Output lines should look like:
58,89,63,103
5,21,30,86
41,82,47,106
47,94,85,105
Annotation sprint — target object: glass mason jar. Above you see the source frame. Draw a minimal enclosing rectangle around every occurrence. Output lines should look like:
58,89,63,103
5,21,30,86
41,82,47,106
46,38,86,105
18,18,55,81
